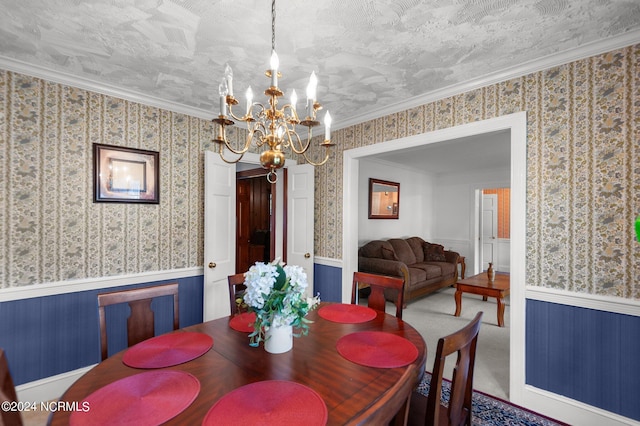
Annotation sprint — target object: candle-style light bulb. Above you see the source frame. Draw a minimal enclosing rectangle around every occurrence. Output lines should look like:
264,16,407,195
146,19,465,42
306,71,317,101
218,80,229,116
270,50,279,87
290,89,297,115
306,71,317,118
324,111,332,141
224,63,233,97
246,86,253,116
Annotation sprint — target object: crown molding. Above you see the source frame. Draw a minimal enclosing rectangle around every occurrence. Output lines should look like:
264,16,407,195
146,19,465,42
1,28,639,128
0,56,214,120
334,29,640,130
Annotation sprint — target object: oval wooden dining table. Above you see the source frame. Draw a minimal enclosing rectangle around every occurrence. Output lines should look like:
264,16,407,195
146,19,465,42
48,302,426,425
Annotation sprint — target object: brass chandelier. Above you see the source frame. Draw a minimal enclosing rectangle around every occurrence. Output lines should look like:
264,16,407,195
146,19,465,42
212,0,334,183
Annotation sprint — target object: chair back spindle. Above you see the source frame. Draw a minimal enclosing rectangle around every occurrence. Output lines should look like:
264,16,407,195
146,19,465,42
227,273,247,316
97,283,179,361
352,272,405,319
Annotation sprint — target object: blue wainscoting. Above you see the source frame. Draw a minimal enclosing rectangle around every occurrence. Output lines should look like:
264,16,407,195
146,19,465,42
526,299,640,421
0,276,203,386
314,263,343,302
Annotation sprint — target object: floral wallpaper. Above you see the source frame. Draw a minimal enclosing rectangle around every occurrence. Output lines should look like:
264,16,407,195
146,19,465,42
315,43,639,300
0,72,211,287
1,43,638,300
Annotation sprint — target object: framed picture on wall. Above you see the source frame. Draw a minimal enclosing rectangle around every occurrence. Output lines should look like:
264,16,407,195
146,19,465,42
368,178,400,219
93,143,159,204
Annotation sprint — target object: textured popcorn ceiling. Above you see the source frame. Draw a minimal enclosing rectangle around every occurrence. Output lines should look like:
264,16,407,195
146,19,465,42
1,0,639,127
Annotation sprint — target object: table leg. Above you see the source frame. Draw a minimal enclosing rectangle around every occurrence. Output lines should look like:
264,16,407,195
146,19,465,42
454,290,462,317
497,296,505,327
482,296,488,301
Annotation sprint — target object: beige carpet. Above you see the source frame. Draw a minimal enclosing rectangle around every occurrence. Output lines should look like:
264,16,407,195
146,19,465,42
399,286,510,400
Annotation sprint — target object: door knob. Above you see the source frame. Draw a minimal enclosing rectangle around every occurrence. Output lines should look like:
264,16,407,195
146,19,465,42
208,262,216,268
304,253,311,258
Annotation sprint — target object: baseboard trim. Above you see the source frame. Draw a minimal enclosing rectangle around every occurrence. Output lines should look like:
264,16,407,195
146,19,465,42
16,365,95,403
521,385,637,426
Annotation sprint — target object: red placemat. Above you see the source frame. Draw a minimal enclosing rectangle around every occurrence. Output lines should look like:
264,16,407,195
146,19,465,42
202,381,327,425
336,331,418,368
318,304,377,323
70,370,200,426
229,312,256,333
122,332,213,369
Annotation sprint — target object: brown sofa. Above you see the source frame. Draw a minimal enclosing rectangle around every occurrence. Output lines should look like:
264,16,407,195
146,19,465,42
358,236,459,305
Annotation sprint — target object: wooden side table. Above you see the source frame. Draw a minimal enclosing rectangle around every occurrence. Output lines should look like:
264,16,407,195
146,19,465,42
454,272,510,327
457,256,466,279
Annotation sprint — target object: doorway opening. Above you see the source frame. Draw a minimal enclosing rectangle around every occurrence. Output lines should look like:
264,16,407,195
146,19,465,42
342,112,527,403
235,168,276,273
476,188,511,275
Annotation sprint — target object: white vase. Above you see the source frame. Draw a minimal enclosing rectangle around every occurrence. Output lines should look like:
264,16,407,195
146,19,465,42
264,324,293,354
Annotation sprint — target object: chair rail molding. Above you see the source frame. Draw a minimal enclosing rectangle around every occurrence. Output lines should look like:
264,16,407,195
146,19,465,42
526,286,640,317
0,267,204,302
313,257,342,268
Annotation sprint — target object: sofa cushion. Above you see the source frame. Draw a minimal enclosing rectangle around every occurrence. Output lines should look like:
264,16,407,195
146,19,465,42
389,239,417,265
405,237,425,263
421,261,456,277
407,267,427,285
409,263,443,280
423,242,446,262
359,240,393,259
381,246,398,260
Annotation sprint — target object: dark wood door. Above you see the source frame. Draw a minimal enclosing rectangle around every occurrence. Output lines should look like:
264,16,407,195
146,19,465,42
235,179,251,272
236,172,272,273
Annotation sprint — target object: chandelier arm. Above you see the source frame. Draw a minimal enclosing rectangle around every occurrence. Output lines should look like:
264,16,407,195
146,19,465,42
253,124,269,148
216,143,246,164
287,128,313,155
276,123,294,149
282,104,299,122
218,127,256,156
301,149,330,167
227,104,247,122
218,139,250,156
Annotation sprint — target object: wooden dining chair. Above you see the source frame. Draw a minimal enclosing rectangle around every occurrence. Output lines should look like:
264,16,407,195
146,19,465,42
97,283,179,361
228,273,247,315
351,271,405,319
408,311,483,426
347,364,418,426
0,348,23,426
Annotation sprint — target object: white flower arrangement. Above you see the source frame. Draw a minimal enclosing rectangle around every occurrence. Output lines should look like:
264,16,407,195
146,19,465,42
243,259,320,347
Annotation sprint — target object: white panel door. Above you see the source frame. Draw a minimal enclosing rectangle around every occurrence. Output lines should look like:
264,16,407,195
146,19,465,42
203,151,236,321
481,193,498,271
287,164,314,297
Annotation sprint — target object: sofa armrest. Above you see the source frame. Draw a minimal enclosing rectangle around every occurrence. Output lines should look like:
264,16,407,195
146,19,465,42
444,250,460,264
358,257,409,282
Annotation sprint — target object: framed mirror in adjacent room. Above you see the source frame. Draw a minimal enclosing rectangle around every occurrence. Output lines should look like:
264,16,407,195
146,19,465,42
368,178,399,219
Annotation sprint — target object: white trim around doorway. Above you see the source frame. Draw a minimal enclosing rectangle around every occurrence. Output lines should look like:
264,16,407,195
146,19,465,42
342,111,527,404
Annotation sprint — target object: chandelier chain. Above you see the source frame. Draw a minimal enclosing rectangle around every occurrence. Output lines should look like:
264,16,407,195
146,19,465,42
271,0,276,52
